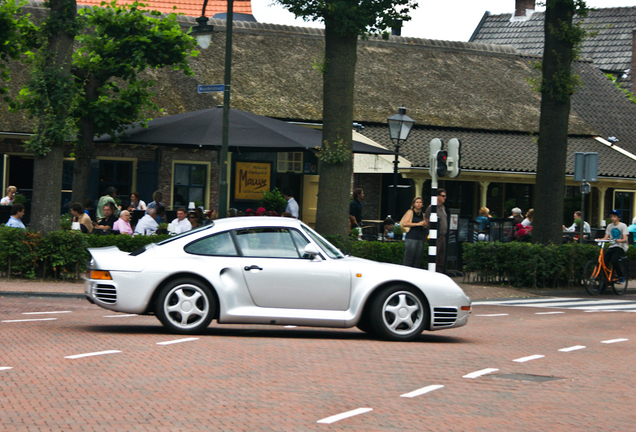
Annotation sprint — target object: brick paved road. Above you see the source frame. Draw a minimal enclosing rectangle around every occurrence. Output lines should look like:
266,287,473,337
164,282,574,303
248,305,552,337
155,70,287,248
1,296,635,431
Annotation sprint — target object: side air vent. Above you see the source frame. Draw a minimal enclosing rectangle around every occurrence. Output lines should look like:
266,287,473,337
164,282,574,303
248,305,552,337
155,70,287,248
94,284,117,304
433,307,458,327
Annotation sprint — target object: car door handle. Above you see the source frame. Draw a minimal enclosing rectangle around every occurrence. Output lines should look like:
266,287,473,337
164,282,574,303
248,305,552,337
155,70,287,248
244,265,263,271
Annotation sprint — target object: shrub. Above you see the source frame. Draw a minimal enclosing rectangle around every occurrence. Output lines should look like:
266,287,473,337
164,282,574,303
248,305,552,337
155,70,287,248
462,241,606,288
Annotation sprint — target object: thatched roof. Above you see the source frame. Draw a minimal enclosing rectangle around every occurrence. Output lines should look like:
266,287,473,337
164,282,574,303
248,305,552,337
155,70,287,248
1,2,601,137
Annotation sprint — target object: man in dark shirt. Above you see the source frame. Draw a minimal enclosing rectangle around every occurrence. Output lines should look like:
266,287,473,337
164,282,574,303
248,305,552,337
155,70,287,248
93,202,117,234
349,188,364,227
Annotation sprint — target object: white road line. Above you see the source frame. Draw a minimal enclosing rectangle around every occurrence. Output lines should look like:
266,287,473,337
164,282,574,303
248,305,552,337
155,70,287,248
513,354,545,363
0,367,13,371
473,297,575,305
463,368,499,379
400,384,444,398
284,325,297,328
2,318,58,323
559,345,586,352
475,314,509,317
22,311,71,315
156,338,199,345
601,338,629,344
103,314,138,318
535,311,565,315
65,350,121,359
317,408,373,424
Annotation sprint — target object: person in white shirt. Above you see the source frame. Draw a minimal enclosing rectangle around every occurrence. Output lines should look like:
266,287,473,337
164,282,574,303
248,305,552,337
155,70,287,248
134,207,158,235
563,211,591,233
282,188,299,219
171,208,192,234
1,185,17,205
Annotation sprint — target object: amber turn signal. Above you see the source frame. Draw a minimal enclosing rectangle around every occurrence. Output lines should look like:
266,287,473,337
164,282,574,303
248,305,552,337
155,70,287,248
90,270,112,280
461,305,471,311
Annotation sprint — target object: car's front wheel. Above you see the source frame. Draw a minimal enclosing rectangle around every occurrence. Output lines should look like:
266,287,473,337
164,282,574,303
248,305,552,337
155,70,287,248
370,285,429,341
156,278,216,334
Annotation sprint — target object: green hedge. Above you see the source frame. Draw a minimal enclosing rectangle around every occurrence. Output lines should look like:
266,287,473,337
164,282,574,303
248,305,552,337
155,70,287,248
462,241,636,288
326,235,428,267
0,226,170,279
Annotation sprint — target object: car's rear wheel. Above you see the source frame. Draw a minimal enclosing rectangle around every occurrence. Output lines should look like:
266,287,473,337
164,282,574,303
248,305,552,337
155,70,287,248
370,285,428,342
156,278,216,334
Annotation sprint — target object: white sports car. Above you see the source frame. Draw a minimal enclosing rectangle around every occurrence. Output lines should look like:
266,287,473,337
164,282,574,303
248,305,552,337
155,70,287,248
85,217,471,341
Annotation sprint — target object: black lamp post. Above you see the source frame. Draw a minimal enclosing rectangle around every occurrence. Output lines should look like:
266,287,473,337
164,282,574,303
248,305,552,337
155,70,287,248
191,0,233,219
387,107,415,218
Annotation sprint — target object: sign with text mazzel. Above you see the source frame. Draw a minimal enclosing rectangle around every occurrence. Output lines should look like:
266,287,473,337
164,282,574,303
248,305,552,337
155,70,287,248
234,161,271,201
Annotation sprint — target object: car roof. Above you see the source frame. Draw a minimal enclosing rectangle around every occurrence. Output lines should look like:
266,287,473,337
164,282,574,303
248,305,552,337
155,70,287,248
212,216,305,230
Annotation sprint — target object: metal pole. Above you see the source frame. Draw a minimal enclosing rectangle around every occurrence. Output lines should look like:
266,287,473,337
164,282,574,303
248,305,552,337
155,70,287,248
428,170,438,272
580,190,584,244
219,0,233,219
391,140,400,217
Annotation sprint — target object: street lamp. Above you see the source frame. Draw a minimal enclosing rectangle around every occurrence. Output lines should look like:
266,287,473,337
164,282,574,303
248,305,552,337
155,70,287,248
387,107,415,218
191,0,233,219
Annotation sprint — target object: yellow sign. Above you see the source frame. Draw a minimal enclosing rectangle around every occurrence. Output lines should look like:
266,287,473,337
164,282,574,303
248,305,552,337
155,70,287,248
235,162,271,200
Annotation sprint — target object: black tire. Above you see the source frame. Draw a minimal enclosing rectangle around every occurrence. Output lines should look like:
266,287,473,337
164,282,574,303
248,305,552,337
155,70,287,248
355,311,377,336
613,260,629,295
155,278,216,334
369,285,429,342
584,260,603,296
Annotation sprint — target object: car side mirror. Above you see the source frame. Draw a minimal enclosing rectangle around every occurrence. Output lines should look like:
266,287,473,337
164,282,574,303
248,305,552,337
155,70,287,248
303,243,322,259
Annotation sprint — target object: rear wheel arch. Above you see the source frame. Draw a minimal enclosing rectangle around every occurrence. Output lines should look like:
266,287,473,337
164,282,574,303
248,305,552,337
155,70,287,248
149,273,219,319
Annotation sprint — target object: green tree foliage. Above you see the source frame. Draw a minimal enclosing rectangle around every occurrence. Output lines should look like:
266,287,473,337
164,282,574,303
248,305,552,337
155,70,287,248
0,0,36,100
69,1,198,203
533,0,588,245
275,0,417,237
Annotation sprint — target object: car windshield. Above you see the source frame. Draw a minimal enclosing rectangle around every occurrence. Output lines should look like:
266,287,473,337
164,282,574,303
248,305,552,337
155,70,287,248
156,224,215,246
301,224,344,259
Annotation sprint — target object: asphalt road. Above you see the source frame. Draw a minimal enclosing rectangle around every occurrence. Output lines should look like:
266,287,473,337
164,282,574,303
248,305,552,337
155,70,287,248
1,296,635,431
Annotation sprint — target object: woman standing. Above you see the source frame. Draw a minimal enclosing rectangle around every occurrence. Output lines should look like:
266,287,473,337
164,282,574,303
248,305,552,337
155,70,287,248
402,197,428,268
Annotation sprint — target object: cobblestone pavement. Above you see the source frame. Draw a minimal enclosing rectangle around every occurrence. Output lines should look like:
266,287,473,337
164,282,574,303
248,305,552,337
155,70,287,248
1,295,635,431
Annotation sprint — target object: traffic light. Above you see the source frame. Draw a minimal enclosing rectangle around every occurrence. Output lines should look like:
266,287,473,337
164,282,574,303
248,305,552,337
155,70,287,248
436,150,448,177
447,138,462,178
429,138,443,178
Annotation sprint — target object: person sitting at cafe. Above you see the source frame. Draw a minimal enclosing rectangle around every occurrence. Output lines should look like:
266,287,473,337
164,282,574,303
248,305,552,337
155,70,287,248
521,208,534,227
93,202,117,234
134,207,158,235
146,190,164,215
1,185,17,206
5,203,25,228
383,217,396,239
70,202,93,233
128,192,146,211
171,207,192,234
96,186,120,219
187,211,200,229
113,210,133,235
563,211,590,234
510,207,524,225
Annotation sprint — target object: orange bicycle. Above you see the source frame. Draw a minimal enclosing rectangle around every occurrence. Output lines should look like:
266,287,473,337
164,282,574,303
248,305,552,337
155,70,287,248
583,240,629,296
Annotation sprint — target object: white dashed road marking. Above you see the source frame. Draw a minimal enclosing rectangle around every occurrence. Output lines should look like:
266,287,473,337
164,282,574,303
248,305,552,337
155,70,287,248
2,318,58,323
22,311,71,315
473,298,636,312
0,367,13,371
559,345,586,352
513,355,545,363
65,350,121,359
103,314,138,318
400,385,444,398
317,408,373,424
463,368,499,379
601,338,628,344
156,338,199,345
535,311,565,315
475,314,509,317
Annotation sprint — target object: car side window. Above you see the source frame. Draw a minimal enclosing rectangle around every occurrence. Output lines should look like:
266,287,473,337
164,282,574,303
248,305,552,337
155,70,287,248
234,228,304,258
184,232,238,256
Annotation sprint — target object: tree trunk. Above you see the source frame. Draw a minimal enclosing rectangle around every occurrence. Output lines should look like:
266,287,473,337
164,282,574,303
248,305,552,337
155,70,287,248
71,73,99,205
30,0,76,234
314,19,357,238
31,146,65,233
533,0,576,245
